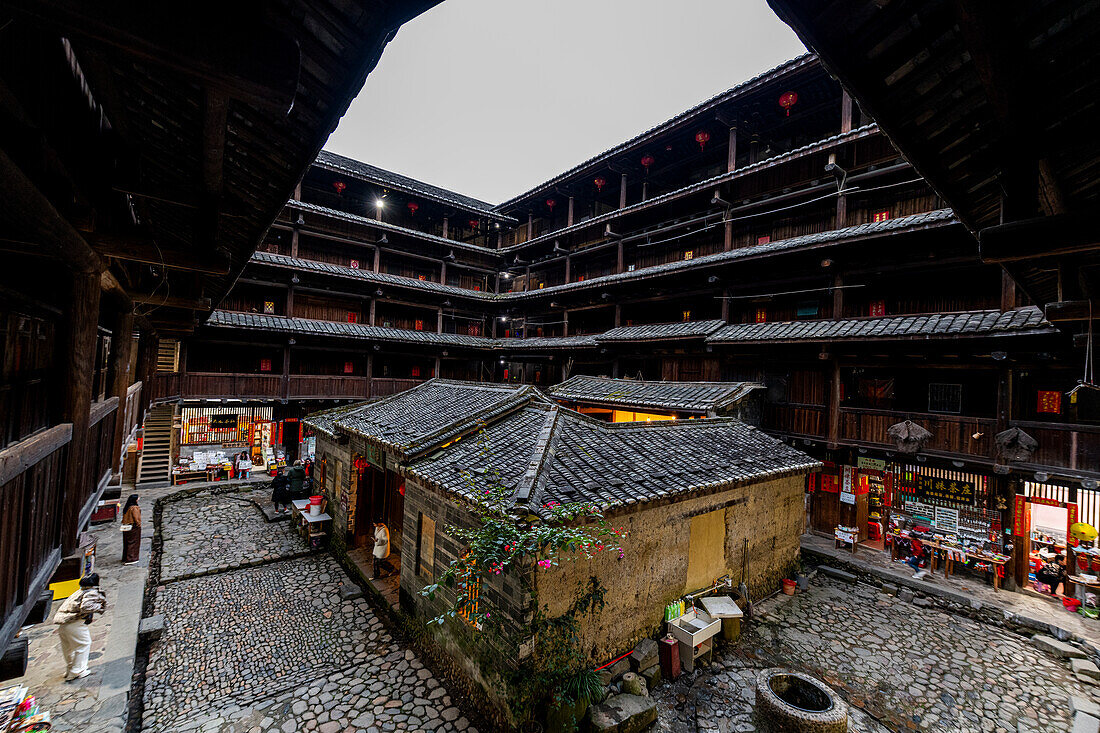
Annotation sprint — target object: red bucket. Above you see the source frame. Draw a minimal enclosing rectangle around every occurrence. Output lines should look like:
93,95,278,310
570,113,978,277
782,579,797,595
309,495,323,505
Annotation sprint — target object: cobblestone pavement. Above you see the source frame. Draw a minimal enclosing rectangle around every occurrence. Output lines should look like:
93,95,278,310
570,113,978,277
144,490,476,733
653,575,1095,732
159,490,303,582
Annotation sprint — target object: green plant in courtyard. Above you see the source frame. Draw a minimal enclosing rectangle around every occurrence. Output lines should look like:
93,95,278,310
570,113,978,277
420,434,626,723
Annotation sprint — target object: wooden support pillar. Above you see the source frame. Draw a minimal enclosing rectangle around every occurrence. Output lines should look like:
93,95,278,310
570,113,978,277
527,213,533,242
614,304,622,328
434,356,441,378
440,260,447,285
293,182,302,200
562,310,569,337
727,126,738,172
567,197,574,227
836,194,847,228
109,307,135,474
996,366,1012,436
827,359,841,449
178,341,188,399
281,345,291,400
832,274,844,318
61,271,101,555
720,289,730,322
612,359,620,378
723,219,733,251
437,307,444,334
840,92,853,134
564,255,572,283
442,217,449,239
372,247,380,273
368,298,376,326
642,182,648,201
1000,269,1017,311
290,226,299,258
286,284,295,317
619,174,628,209
495,273,501,294
366,354,374,396
617,241,624,273
749,134,760,165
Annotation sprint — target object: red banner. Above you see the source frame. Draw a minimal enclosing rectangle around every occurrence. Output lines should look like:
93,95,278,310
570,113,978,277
1013,494,1027,537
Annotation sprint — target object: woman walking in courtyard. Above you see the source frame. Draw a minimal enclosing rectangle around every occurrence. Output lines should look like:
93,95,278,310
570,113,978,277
270,467,291,514
371,521,390,579
54,574,106,680
121,494,141,565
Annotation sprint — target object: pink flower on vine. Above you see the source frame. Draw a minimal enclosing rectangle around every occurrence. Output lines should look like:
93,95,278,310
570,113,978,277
538,559,553,569
618,550,625,560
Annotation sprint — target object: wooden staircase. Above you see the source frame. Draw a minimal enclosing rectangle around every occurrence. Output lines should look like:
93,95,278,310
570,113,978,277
137,404,175,485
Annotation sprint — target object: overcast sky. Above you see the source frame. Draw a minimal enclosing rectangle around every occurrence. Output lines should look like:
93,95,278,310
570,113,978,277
324,0,807,205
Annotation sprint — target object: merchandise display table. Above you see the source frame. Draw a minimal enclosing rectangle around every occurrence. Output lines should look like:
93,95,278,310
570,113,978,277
889,532,1008,590
291,499,330,548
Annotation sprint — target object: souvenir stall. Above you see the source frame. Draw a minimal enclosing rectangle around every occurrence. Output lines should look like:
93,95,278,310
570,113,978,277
174,406,284,482
810,457,882,548
887,466,1011,589
1,683,51,731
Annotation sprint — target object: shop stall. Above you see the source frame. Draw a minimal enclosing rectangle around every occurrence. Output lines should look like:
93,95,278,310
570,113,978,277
175,406,287,482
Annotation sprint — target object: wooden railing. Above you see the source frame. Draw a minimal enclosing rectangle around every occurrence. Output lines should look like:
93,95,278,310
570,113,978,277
839,408,996,457
182,373,283,399
763,403,827,438
288,375,371,399
0,425,69,652
370,378,424,397
1009,420,1100,472
150,372,181,403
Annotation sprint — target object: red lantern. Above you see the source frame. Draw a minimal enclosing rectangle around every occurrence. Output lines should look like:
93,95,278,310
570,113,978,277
546,198,556,211
594,176,607,191
640,154,655,173
469,219,479,230
407,201,419,215
779,91,798,116
695,131,710,151
332,181,347,195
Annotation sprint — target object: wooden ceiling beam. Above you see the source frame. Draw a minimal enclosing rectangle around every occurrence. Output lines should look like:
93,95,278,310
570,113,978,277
6,0,301,113
979,213,1100,264
126,292,212,310
90,233,231,275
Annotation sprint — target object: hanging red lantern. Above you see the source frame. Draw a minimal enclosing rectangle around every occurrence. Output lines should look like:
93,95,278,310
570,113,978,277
469,219,479,230
407,201,419,215
640,154,655,173
779,91,799,116
332,181,347,195
594,176,607,191
546,198,556,211
695,131,711,151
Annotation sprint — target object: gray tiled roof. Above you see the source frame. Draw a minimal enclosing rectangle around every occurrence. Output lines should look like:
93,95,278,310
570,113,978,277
599,319,727,342
206,311,496,348
204,311,600,351
410,403,819,514
548,376,763,413
315,151,512,222
306,379,539,458
496,54,818,210
498,123,883,254
251,251,492,301
286,199,501,256
502,209,958,301
302,400,373,439
706,307,1054,344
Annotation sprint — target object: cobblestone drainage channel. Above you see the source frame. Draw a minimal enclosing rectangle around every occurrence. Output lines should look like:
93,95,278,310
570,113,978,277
755,668,848,733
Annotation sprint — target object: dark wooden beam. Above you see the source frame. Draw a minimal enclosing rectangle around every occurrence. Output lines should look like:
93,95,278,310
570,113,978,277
1045,301,1096,323
979,213,1100,263
7,0,301,113
126,292,212,310
90,233,231,275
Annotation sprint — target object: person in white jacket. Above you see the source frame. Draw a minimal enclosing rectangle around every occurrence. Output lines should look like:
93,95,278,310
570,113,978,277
371,522,390,579
54,574,107,680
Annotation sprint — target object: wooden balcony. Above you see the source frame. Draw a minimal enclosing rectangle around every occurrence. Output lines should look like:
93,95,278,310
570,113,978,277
763,403,827,439
1009,420,1100,473
839,408,996,458
369,377,425,397
182,373,283,399
289,375,371,399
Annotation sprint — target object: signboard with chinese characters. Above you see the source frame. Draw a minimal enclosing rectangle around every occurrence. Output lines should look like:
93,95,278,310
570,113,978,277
857,457,886,472
362,443,384,469
840,465,856,504
907,501,935,525
915,474,975,505
934,506,959,533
